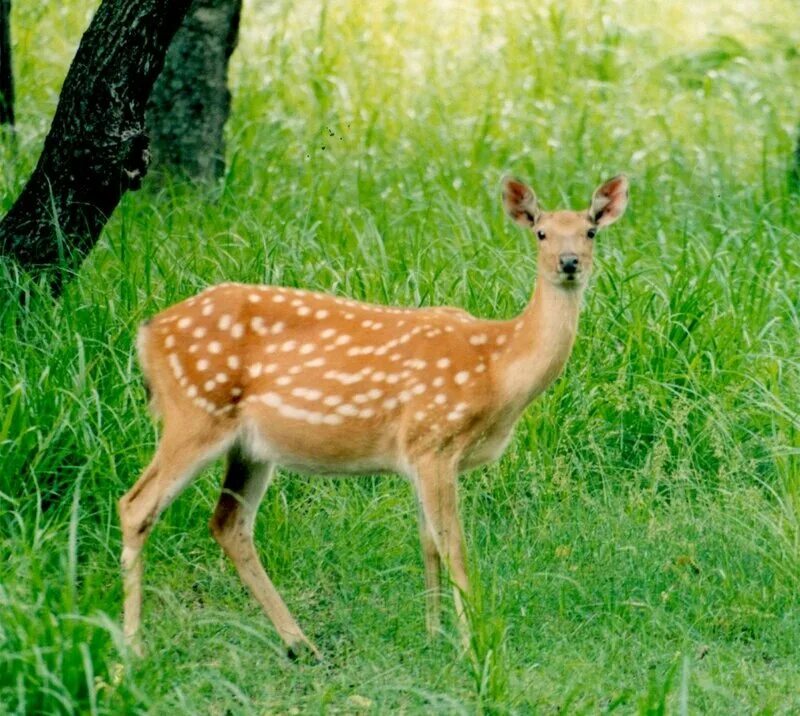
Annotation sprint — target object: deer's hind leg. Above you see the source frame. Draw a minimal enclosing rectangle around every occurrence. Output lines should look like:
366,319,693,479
209,447,318,660
119,418,234,654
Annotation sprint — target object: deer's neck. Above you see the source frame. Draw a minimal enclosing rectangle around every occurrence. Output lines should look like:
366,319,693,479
498,278,585,406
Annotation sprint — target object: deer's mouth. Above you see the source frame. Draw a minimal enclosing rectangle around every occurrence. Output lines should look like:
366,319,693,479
553,270,586,289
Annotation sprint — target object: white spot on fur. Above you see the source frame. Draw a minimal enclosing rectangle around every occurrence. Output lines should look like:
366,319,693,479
251,317,268,336
292,387,322,401
260,392,281,407
197,359,210,371
218,314,232,330
231,323,245,339
177,317,192,329
168,353,183,378
192,326,207,339
454,371,469,385
227,355,240,370
208,341,222,354
436,358,450,369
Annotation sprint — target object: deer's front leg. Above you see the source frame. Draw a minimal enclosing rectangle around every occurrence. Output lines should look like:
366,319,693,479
412,457,470,645
417,502,442,637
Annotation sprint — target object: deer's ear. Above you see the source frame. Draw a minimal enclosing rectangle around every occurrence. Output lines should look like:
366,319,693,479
589,175,629,227
502,176,540,227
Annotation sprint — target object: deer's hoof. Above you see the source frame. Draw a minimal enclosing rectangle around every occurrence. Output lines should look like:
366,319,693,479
287,640,322,664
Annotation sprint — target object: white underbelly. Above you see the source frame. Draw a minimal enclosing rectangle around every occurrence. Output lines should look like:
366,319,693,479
237,420,400,475
460,424,516,471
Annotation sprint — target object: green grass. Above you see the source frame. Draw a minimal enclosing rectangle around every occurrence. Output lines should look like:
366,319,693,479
1,0,799,712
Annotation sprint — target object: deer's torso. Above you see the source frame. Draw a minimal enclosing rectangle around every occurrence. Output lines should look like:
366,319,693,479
141,282,578,476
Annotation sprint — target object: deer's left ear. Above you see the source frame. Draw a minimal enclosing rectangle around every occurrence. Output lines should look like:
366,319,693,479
502,176,541,227
589,175,629,227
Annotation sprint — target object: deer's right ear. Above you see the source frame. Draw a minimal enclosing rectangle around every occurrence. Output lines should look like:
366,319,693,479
502,176,540,228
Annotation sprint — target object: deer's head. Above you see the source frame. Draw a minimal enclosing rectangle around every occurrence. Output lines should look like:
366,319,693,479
502,175,628,289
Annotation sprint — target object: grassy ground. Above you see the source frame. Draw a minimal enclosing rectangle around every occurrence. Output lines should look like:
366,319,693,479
1,0,799,712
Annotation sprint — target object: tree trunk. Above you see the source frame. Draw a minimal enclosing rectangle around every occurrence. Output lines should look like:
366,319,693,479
147,0,242,182
0,0,192,290
0,0,13,126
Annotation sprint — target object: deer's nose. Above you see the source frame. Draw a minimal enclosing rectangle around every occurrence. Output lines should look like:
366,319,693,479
559,253,579,274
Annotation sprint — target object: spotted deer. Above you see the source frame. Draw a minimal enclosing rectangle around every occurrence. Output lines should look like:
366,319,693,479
120,175,629,658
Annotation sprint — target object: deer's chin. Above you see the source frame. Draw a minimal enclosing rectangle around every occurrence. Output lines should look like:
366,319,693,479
547,271,588,290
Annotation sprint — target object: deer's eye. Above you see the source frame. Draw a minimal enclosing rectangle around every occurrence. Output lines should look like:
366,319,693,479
536,230,546,241
587,228,597,239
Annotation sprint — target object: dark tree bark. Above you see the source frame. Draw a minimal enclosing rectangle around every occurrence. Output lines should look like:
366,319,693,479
147,0,242,182
0,0,13,126
0,0,193,289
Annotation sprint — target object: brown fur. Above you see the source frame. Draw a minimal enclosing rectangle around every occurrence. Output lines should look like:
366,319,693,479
119,175,628,657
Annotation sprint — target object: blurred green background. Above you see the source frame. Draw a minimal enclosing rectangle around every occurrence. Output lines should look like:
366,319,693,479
1,0,798,712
